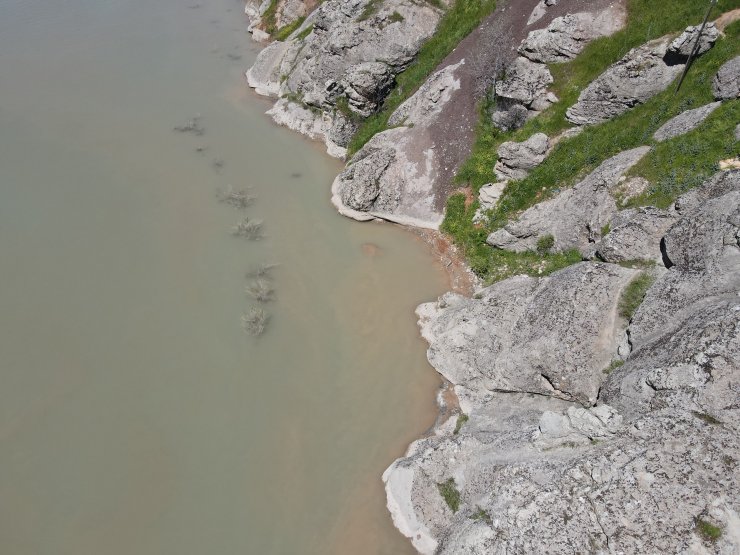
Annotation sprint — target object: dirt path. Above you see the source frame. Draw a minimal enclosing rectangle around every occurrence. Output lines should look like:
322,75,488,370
429,0,627,210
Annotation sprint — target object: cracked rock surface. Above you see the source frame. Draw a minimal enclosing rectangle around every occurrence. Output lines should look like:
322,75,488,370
385,170,740,555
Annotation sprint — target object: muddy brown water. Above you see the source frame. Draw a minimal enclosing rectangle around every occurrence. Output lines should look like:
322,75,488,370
0,1,448,553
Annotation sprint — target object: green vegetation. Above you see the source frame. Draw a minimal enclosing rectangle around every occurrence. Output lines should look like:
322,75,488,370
453,413,469,434
470,506,492,525
441,193,581,283
348,0,497,155
445,1,740,282
388,10,404,23
261,0,280,36
691,411,723,425
273,16,306,41
295,23,314,41
536,234,555,254
358,0,384,21
696,519,723,542
618,272,655,320
437,478,462,513
603,359,625,375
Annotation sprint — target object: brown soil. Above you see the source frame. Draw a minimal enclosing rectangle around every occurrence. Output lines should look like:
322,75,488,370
429,0,627,211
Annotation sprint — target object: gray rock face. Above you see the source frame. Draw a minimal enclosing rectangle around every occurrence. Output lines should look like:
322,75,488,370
386,170,740,555
592,207,677,263
494,133,550,181
712,55,740,100
667,22,720,60
246,0,447,155
518,8,626,64
419,263,637,408
331,60,464,228
340,62,395,117
653,101,722,142
566,36,684,125
494,56,553,107
487,146,651,253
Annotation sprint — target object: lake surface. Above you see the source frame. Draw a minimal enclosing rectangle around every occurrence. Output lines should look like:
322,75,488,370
0,1,448,553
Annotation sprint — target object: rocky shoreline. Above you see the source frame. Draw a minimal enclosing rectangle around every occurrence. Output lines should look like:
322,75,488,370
243,0,740,552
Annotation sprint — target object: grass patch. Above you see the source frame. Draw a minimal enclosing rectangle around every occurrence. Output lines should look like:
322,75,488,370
453,413,469,434
441,193,582,282
358,0,384,21
388,10,404,23
536,234,555,254
261,0,280,36
691,411,723,425
348,0,497,155
603,359,625,375
696,519,723,542
451,5,740,239
437,478,461,513
295,23,314,41
470,506,492,525
273,16,306,41
618,272,655,320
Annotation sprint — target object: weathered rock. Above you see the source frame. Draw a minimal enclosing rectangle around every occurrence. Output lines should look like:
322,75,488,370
418,263,637,408
473,182,507,223
592,207,677,263
494,56,553,107
331,61,464,228
653,101,722,142
518,8,626,64
386,171,740,555
566,36,684,125
494,133,550,181
340,62,395,117
487,146,651,253
247,0,447,155
712,55,740,100
613,175,651,205
244,0,317,38
490,102,529,132
666,22,720,60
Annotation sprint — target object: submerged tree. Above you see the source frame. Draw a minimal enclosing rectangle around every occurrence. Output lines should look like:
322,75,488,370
217,185,256,209
241,307,270,336
245,279,274,302
231,218,264,240
173,115,205,136
246,262,279,279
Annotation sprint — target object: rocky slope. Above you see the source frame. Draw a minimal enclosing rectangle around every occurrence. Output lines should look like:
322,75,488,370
244,1,740,552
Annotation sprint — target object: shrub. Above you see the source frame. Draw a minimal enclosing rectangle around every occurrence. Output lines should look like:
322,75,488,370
454,413,469,434
618,272,655,320
696,519,722,542
536,234,555,254
437,478,461,512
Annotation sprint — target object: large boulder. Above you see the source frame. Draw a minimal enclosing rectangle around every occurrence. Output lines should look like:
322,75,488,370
653,101,722,142
487,146,651,253
712,55,740,100
494,133,550,181
591,206,677,263
666,22,720,61
566,36,684,125
417,263,638,409
340,62,395,117
494,56,553,108
518,8,626,64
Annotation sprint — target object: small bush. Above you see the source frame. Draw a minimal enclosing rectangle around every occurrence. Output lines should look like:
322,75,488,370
603,359,625,375
536,234,555,254
437,478,461,513
618,272,655,320
470,506,492,525
453,413,469,434
241,307,270,336
696,519,722,542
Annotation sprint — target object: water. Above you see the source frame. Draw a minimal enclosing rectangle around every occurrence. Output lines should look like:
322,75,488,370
0,1,449,553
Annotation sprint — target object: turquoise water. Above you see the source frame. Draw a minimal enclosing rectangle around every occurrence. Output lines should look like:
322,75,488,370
0,1,447,553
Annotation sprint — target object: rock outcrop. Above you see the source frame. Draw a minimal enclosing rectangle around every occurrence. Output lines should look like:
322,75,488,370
487,146,651,253
566,36,685,125
713,55,740,100
518,8,626,63
385,170,740,555
653,101,722,142
666,22,720,60
494,133,550,181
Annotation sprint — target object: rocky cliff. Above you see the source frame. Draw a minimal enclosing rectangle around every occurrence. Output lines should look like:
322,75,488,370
244,0,740,552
